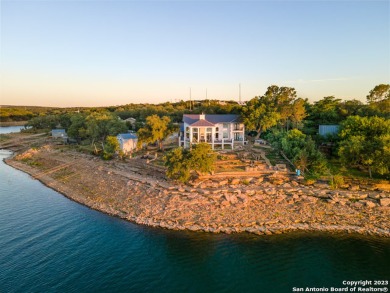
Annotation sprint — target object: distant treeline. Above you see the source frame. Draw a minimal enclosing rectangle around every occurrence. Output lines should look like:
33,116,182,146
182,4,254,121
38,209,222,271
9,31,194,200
0,100,241,123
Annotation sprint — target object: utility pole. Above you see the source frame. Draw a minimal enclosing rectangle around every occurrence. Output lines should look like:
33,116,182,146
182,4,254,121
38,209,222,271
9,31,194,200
239,83,242,104
189,87,192,111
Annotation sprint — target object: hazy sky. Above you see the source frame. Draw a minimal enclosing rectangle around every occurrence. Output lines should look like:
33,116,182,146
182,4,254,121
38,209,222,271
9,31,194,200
1,0,389,107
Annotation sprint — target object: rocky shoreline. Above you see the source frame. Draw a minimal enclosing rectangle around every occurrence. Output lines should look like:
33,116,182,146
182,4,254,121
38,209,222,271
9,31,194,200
3,144,390,237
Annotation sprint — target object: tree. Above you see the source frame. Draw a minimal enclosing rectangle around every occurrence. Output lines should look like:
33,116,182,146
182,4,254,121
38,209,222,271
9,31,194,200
164,147,191,183
366,84,390,118
366,84,390,104
308,96,343,124
242,96,280,139
67,114,88,140
242,85,302,137
137,115,171,150
86,112,127,145
188,143,217,174
339,99,364,118
290,98,307,128
267,129,327,175
164,143,217,183
27,115,60,130
338,116,390,178
267,85,297,130
102,135,120,160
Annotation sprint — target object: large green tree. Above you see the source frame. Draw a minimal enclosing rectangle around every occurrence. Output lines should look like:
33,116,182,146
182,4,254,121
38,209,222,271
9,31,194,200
290,98,307,128
67,114,88,139
164,147,191,183
366,84,390,118
242,93,280,139
164,143,217,183
242,85,305,138
137,115,171,150
366,84,390,104
267,85,297,130
267,129,327,175
307,96,343,124
338,116,390,178
86,112,127,145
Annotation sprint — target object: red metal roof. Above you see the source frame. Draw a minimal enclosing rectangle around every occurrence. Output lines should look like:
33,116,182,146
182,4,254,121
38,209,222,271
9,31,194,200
190,119,215,127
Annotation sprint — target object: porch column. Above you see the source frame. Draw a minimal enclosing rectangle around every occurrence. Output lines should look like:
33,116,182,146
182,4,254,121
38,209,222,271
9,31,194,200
189,127,193,148
211,127,215,150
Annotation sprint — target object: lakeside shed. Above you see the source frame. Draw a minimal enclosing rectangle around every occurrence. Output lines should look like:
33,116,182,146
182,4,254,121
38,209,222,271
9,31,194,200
117,133,138,154
319,125,340,136
51,129,67,138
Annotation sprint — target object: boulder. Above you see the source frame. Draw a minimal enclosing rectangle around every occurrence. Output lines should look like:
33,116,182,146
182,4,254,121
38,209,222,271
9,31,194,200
368,193,380,200
199,190,210,195
379,198,390,207
349,185,360,191
365,201,377,208
338,199,348,206
255,177,264,184
265,188,276,196
245,190,256,196
230,178,240,185
291,181,299,187
275,194,287,204
219,180,229,186
228,194,239,204
357,194,368,199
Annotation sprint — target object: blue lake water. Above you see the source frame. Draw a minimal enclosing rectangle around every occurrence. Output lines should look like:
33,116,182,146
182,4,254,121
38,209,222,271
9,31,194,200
0,125,27,134
0,129,389,293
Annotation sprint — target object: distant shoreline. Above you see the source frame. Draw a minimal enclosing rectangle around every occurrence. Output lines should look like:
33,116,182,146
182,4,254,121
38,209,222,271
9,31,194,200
0,121,27,126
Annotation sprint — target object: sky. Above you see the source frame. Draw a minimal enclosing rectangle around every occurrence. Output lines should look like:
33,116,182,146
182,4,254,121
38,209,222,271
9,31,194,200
1,0,389,107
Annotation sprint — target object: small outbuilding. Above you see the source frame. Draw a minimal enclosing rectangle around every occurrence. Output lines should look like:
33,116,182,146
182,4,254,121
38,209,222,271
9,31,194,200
117,133,138,154
51,129,67,138
319,125,340,136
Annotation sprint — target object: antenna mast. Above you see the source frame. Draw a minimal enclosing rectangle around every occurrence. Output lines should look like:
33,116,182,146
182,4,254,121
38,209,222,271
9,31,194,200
239,83,242,104
189,87,192,111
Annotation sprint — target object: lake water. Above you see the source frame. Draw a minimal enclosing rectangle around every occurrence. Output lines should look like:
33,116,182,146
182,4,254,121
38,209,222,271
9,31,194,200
0,129,389,293
0,125,27,134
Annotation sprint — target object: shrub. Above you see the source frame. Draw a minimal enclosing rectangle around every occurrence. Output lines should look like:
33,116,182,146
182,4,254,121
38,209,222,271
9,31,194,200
330,174,344,189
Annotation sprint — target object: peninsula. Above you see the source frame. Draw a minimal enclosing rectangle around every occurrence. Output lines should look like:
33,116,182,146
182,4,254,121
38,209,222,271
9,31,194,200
1,131,389,237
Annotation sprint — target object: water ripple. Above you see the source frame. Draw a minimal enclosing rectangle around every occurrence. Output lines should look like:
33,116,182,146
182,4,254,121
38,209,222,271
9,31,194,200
0,152,389,293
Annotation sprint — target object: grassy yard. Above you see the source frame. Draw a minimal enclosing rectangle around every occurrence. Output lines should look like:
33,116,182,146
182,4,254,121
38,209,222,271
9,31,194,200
327,159,389,182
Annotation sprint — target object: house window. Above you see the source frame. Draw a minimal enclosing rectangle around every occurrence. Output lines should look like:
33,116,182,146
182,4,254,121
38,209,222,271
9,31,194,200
193,128,198,133
223,132,228,139
206,128,212,132
216,127,219,132
215,133,219,139
186,127,189,132
223,123,229,129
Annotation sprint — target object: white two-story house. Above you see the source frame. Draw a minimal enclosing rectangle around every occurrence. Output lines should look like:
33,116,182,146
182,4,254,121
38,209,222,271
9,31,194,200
179,114,245,149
